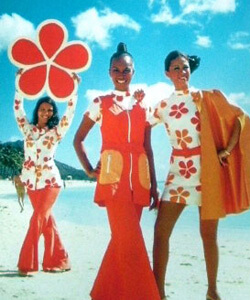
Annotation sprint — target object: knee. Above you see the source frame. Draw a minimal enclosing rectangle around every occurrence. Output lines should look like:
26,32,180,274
154,219,171,242
200,228,218,244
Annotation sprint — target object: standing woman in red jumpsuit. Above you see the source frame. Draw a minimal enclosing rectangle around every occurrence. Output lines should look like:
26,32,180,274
74,42,161,300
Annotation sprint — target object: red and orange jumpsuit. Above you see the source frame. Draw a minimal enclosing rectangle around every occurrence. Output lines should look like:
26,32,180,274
86,91,160,300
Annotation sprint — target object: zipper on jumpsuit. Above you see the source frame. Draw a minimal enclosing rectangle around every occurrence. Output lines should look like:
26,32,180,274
126,110,133,191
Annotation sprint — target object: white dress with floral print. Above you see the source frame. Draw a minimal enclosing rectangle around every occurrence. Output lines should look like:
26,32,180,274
151,90,201,206
14,92,77,190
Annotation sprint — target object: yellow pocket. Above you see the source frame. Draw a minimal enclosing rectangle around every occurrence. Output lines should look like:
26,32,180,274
138,153,150,190
99,150,123,184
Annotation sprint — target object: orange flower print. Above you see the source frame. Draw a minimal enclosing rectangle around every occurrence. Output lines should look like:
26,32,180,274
153,108,161,120
166,173,175,185
176,129,192,148
160,100,167,108
191,111,201,132
179,160,197,179
169,102,188,119
43,136,54,149
17,117,26,128
60,116,69,128
26,135,34,148
35,165,43,179
169,187,190,204
196,185,201,192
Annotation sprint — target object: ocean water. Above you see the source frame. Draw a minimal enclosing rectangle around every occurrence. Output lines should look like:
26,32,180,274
52,183,250,236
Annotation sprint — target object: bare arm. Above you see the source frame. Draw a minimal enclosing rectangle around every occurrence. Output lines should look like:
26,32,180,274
144,125,158,210
218,118,241,166
73,115,98,178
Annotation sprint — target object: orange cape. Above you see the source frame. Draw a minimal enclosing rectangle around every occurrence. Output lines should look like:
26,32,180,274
193,90,250,219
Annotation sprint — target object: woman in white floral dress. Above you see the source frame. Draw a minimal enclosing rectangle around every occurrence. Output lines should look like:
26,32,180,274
14,74,78,276
152,51,243,300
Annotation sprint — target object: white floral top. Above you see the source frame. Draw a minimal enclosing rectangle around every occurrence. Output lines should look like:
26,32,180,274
14,92,77,190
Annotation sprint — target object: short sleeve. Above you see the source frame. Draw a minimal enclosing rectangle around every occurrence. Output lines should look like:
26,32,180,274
85,97,102,123
148,99,167,126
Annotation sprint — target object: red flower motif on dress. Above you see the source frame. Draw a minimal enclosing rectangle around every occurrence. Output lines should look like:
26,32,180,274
24,179,33,189
179,160,197,179
17,117,26,128
191,111,201,132
45,177,60,188
14,99,21,110
169,187,190,204
24,156,35,170
176,129,192,148
133,90,144,103
169,102,188,119
9,20,91,101
43,136,55,149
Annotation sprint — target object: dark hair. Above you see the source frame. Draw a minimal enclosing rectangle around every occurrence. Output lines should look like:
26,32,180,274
164,50,200,73
109,42,133,68
32,96,59,129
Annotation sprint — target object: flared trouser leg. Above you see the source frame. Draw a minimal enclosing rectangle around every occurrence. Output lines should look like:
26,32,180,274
90,199,160,300
42,214,70,271
17,187,70,272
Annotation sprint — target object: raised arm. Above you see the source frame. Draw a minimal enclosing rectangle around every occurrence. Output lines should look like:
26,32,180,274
73,114,98,179
13,91,32,137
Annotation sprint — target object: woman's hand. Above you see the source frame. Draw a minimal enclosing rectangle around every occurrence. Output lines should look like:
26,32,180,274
133,89,145,103
218,149,230,166
149,184,159,210
87,161,101,179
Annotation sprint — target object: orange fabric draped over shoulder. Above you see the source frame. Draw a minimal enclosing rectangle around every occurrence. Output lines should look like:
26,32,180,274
192,90,250,219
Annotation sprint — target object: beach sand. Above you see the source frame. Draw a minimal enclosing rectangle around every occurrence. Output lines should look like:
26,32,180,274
0,180,249,300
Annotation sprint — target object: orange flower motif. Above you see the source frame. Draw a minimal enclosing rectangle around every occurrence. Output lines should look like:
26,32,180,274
169,187,190,204
175,129,192,148
43,136,55,149
17,117,26,128
35,165,43,178
26,135,34,148
169,102,188,119
60,116,69,127
160,100,167,108
166,173,175,185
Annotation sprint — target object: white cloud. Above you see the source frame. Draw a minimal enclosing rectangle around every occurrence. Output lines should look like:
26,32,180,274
0,13,35,52
181,0,236,15
72,7,141,49
195,35,212,48
227,31,250,51
149,0,236,26
84,82,172,108
228,92,250,105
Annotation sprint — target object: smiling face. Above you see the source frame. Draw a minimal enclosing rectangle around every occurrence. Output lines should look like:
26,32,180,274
166,56,191,91
37,102,54,128
109,55,134,91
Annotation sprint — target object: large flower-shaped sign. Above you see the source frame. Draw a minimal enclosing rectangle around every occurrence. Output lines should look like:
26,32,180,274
8,20,91,101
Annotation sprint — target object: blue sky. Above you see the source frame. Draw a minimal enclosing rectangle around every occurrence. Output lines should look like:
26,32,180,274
0,0,249,180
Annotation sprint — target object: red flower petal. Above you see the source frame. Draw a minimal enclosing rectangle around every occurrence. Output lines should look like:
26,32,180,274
18,66,47,96
39,22,65,58
11,39,44,65
48,66,75,99
54,43,91,70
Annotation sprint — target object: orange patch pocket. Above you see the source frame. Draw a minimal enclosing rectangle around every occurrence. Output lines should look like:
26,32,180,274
99,150,123,184
138,153,150,190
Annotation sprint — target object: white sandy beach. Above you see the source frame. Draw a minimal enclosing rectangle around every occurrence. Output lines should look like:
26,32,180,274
0,179,249,300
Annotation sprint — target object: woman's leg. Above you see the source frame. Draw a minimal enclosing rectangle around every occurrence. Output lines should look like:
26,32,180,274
42,213,70,271
153,202,185,299
199,208,220,299
17,188,59,272
91,199,160,300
